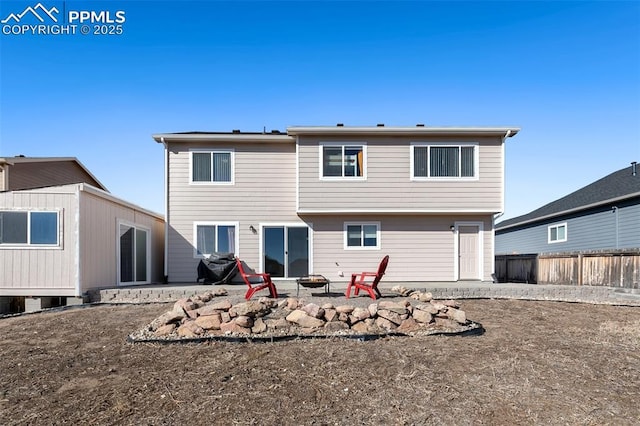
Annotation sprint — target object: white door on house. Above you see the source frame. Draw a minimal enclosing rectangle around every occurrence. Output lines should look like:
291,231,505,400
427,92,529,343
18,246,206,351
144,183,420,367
262,226,309,278
118,223,150,285
458,225,480,280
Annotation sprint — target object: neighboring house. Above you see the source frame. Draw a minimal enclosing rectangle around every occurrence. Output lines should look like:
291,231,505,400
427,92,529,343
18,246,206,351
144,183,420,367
153,125,519,284
0,156,107,191
0,159,164,313
496,162,640,254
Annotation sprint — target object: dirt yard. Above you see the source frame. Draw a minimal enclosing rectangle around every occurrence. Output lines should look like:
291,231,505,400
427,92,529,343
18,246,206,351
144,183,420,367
0,299,639,425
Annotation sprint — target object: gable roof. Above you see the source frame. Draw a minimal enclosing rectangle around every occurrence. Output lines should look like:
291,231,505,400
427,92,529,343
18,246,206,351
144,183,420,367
497,163,640,231
0,156,108,192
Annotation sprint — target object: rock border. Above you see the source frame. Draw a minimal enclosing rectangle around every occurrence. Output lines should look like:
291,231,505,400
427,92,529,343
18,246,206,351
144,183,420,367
128,287,483,343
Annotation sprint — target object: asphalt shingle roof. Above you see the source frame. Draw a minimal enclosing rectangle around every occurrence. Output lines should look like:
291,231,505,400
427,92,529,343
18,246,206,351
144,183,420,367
497,163,640,230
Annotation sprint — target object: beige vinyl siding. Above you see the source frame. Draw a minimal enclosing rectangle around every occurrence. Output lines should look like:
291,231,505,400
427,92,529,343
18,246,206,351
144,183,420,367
308,214,494,283
298,135,504,212
79,191,165,290
167,142,300,282
0,186,78,296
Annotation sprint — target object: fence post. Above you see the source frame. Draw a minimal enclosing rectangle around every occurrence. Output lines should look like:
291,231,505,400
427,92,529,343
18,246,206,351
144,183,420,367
577,253,583,286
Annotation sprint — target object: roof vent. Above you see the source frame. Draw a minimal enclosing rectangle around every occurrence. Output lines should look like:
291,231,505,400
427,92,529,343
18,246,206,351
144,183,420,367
232,129,241,134
271,130,281,134
416,123,425,127
376,123,384,127
16,154,25,157
632,161,638,177
336,123,344,127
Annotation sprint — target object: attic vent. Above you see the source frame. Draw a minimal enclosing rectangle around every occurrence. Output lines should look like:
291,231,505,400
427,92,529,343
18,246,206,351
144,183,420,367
232,129,241,134
336,123,344,127
416,123,425,127
376,123,384,127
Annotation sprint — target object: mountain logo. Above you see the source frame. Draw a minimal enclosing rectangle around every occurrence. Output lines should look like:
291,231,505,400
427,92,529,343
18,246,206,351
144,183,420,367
1,3,59,24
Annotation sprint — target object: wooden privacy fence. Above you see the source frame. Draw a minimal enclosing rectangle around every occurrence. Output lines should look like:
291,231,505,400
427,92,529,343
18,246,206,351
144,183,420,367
495,250,640,289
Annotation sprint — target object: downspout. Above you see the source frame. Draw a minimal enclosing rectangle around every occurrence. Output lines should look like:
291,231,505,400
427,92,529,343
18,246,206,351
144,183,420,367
612,206,619,249
161,137,169,283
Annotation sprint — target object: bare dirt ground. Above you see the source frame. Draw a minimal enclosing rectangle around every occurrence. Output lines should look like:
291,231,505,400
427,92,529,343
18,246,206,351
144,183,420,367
0,299,639,425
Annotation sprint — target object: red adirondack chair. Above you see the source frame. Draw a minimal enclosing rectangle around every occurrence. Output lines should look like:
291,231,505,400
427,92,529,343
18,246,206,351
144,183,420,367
345,255,389,300
235,257,278,300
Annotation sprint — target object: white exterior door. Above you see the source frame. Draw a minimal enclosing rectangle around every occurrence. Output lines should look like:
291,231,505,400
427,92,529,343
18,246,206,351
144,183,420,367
458,225,480,280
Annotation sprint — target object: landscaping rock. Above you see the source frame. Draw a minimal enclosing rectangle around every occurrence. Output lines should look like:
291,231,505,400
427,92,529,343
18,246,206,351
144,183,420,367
220,320,251,335
375,317,398,331
235,315,254,328
251,318,267,334
210,300,233,311
324,321,349,332
230,301,267,318
335,305,355,314
447,308,467,324
177,321,204,337
302,303,324,319
411,309,433,324
324,308,338,323
378,301,408,315
397,318,422,333
286,310,325,328
195,314,222,330
377,309,405,325
351,307,370,322
154,323,176,336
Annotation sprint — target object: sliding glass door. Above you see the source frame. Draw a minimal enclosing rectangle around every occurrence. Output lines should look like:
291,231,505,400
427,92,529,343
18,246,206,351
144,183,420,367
119,223,149,284
263,225,309,278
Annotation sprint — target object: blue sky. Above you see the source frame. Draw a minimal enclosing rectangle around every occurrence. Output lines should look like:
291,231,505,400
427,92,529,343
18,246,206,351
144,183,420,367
1,0,639,220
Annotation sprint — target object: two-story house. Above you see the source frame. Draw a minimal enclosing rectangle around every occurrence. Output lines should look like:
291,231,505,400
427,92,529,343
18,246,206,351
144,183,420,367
153,125,519,284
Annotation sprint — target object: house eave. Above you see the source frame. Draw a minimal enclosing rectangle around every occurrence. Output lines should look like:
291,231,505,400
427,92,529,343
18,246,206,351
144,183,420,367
287,126,520,138
152,133,295,144
497,191,640,231
297,208,500,215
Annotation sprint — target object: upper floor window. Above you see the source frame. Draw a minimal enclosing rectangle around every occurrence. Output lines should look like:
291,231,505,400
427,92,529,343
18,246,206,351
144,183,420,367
0,210,59,246
548,223,567,243
412,144,477,179
191,150,234,184
344,222,380,250
321,144,366,179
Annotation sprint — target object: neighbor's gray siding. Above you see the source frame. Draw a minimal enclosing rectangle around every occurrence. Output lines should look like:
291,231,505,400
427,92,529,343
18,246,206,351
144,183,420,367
166,142,300,282
308,214,495,282
297,135,504,212
495,199,640,254
79,190,165,290
0,186,78,296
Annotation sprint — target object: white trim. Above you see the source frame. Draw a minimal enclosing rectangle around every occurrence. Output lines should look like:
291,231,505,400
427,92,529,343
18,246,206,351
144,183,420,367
409,142,479,181
297,208,501,214
548,222,568,244
189,148,235,185
318,142,367,181
192,221,240,258
287,126,520,137
0,208,62,249
259,222,313,278
116,219,152,286
74,187,81,296
343,221,381,250
453,221,484,281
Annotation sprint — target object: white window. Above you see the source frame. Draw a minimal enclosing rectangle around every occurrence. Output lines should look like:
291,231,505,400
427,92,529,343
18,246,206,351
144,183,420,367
548,223,567,243
320,144,366,179
0,210,59,247
194,222,238,257
191,150,234,184
344,222,380,250
411,144,477,179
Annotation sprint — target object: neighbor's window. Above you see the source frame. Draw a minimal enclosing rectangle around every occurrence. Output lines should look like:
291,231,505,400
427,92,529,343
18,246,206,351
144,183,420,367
322,144,365,178
194,223,237,257
548,223,567,243
0,211,59,246
412,145,476,178
345,222,380,249
191,150,233,183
